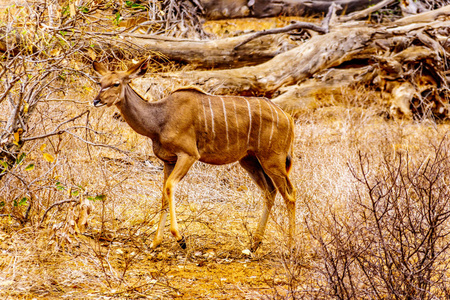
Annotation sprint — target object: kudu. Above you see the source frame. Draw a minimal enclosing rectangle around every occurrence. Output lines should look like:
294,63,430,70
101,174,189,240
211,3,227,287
92,59,296,251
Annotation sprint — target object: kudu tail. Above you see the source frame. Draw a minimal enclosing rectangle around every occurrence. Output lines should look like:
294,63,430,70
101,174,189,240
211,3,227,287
286,142,294,176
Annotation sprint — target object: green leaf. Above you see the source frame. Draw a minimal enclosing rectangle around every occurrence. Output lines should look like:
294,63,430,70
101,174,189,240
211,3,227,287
16,152,26,165
78,6,89,13
71,190,79,197
113,12,121,26
14,197,28,207
95,195,106,201
88,194,106,202
0,161,8,174
25,163,35,171
56,181,65,191
125,1,146,10
132,3,146,9
62,5,69,16
18,197,28,206
0,201,5,208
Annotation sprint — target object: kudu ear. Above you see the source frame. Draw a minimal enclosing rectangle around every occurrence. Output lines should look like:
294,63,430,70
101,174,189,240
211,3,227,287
93,61,108,76
126,59,149,79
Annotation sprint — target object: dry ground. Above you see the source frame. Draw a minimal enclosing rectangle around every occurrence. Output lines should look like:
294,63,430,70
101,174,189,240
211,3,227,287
1,84,449,299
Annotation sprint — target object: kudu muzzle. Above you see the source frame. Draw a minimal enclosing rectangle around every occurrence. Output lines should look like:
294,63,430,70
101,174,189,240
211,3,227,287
93,92,106,107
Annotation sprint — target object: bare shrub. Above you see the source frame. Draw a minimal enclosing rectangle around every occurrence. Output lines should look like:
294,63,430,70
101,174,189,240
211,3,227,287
0,3,92,224
306,139,450,299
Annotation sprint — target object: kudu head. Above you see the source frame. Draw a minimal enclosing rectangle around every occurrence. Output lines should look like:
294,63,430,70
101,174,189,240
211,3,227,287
92,59,148,107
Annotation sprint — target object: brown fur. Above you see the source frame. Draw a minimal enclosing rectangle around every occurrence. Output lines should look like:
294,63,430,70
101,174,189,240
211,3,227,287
171,85,208,95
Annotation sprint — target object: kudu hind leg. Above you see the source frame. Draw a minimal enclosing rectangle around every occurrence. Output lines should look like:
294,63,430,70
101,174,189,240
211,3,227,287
260,158,297,248
240,155,277,252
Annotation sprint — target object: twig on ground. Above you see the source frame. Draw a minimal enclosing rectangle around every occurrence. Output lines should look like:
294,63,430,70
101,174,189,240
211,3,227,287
39,199,78,226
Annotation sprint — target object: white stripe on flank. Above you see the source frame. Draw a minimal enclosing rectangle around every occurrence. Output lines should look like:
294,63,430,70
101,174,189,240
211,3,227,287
280,107,291,146
257,99,262,149
273,103,279,131
232,98,239,150
208,97,215,139
219,97,230,149
243,97,252,146
201,98,208,131
267,101,275,147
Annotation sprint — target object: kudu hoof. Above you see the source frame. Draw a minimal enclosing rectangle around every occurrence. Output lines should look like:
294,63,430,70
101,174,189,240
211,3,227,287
250,241,262,252
177,236,187,249
149,242,161,250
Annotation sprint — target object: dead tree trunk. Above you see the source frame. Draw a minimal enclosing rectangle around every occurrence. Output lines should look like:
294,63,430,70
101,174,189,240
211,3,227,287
120,32,301,68
137,26,377,96
134,5,450,119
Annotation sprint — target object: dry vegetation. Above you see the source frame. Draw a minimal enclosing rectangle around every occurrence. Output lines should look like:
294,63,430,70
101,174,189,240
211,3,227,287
1,1,450,299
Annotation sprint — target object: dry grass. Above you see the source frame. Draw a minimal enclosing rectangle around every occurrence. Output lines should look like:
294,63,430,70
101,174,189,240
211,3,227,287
1,79,449,299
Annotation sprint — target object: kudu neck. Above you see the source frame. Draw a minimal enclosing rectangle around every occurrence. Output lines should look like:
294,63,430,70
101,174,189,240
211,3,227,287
116,84,163,139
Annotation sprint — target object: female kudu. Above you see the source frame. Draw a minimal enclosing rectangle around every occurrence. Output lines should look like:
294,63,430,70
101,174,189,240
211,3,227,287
93,59,296,251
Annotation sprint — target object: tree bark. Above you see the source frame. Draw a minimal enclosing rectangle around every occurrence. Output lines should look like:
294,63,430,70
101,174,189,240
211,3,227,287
87,17,330,69
120,32,299,68
271,66,376,116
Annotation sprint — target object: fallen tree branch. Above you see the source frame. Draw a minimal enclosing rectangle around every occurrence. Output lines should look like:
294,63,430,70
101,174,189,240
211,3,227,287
233,21,327,50
393,4,450,26
233,2,341,50
73,30,299,68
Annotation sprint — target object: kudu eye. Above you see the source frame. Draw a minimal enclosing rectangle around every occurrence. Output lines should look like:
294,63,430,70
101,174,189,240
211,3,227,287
113,82,120,87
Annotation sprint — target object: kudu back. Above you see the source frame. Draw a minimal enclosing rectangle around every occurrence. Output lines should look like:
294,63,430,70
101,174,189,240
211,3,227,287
93,59,296,251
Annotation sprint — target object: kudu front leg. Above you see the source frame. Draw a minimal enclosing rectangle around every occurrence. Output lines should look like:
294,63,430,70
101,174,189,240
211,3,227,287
150,162,174,249
151,154,197,249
